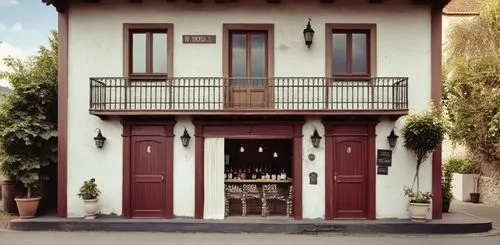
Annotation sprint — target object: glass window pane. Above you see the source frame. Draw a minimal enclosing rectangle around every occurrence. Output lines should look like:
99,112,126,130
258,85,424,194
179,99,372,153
231,33,246,85
250,33,266,86
132,33,146,73
332,33,347,73
152,33,167,73
352,33,368,73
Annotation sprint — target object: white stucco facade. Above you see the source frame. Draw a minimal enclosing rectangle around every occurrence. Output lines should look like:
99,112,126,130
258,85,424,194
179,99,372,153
65,0,433,219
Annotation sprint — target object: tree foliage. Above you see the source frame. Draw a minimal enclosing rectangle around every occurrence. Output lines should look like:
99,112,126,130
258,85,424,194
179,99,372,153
0,30,58,198
443,0,500,164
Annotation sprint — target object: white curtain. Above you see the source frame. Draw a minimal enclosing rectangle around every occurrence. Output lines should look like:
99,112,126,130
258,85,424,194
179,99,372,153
203,137,225,219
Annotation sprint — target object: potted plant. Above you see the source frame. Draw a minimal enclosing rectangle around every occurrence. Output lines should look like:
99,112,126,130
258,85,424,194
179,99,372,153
0,155,46,218
401,107,445,222
470,161,481,203
441,164,454,212
77,178,101,219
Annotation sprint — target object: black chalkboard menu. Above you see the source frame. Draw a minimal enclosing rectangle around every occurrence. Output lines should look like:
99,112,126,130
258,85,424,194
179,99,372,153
377,166,389,175
377,149,392,167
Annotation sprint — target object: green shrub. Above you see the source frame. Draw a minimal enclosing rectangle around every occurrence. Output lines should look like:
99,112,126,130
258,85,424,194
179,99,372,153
442,167,454,201
444,157,479,174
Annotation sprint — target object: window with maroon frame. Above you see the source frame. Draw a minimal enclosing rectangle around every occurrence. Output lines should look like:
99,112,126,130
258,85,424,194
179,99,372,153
129,29,168,78
331,30,370,77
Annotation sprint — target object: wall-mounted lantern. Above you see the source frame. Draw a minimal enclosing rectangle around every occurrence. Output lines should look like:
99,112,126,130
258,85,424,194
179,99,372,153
94,128,106,149
303,18,315,48
311,129,322,148
180,128,191,147
387,129,399,148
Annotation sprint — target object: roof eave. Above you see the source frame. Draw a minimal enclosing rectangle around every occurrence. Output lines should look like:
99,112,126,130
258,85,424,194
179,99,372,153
41,0,68,13
42,0,452,13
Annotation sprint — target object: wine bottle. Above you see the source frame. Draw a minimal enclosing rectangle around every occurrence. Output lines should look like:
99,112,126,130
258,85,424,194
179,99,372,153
281,168,286,180
228,168,233,179
271,167,276,180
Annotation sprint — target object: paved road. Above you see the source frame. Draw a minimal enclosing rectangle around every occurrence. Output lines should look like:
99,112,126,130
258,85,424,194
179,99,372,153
0,231,499,245
451,200,500,229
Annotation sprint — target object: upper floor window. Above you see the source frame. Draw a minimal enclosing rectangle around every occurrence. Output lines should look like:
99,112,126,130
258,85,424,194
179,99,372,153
326,24,376,79
124,24,173,79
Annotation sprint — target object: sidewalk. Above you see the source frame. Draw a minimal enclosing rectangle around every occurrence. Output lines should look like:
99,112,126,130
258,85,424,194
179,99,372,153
450,200,500,229
7,211,492,235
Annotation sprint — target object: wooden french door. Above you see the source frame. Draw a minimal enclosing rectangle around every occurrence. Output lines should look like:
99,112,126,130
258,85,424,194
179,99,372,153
229,30,269,108
332,136,369,219
130,135,168,218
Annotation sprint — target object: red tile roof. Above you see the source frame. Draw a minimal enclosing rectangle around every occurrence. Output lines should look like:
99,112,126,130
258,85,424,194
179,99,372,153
443,0,481,14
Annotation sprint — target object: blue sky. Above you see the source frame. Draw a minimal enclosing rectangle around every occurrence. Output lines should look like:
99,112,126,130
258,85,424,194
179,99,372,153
0,0,57,55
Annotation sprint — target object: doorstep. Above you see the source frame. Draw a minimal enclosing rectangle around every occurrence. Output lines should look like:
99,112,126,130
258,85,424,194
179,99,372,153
7,212,492,235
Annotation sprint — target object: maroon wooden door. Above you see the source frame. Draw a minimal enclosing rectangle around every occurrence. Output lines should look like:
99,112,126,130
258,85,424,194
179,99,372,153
131,136,167,218
332,136,368,219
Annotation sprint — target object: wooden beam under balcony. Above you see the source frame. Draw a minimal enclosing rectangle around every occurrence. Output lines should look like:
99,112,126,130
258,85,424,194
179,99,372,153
90,109,408,120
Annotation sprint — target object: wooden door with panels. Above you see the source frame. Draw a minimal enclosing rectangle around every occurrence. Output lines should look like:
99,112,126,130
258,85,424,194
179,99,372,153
228,30,269,109
131,135,166,217
332,136,368,219
123,123,174,218
325,123,376,220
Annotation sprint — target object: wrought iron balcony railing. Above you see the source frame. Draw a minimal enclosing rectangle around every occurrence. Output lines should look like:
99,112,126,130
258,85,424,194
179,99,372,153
89,77,408,114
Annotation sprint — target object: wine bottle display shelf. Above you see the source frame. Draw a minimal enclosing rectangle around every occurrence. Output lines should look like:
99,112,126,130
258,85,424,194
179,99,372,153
224,183,293,218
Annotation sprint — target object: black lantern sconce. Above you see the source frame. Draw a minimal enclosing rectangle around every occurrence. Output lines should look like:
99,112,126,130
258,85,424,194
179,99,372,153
311,129,322,148
94,128,106,149
180,128,191,147
387,129,399,148
303,18,315,48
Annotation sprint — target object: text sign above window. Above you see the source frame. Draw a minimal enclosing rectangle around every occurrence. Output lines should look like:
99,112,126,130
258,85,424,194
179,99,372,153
182,35,216,44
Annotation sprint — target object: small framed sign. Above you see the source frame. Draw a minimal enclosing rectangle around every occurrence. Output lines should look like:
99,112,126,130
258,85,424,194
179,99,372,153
309,172,318,185
182,35,216,44
377,149,392,167
377,166,389,175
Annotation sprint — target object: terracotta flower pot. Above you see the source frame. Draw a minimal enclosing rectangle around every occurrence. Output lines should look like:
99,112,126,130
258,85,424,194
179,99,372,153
408,202,430,222
15,197,42,219
470,193,480,203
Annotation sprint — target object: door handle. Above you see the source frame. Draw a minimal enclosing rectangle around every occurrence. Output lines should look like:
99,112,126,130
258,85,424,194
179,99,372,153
161,172,164,181
334,172,337,183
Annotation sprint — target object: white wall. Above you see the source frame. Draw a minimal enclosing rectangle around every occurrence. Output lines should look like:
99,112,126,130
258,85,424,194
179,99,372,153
302,118,325,219
173,117,196,217
67,0,432,218
451,173,475,202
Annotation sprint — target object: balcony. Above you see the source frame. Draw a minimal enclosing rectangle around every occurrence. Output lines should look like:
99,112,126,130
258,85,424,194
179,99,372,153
89,77,408,118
